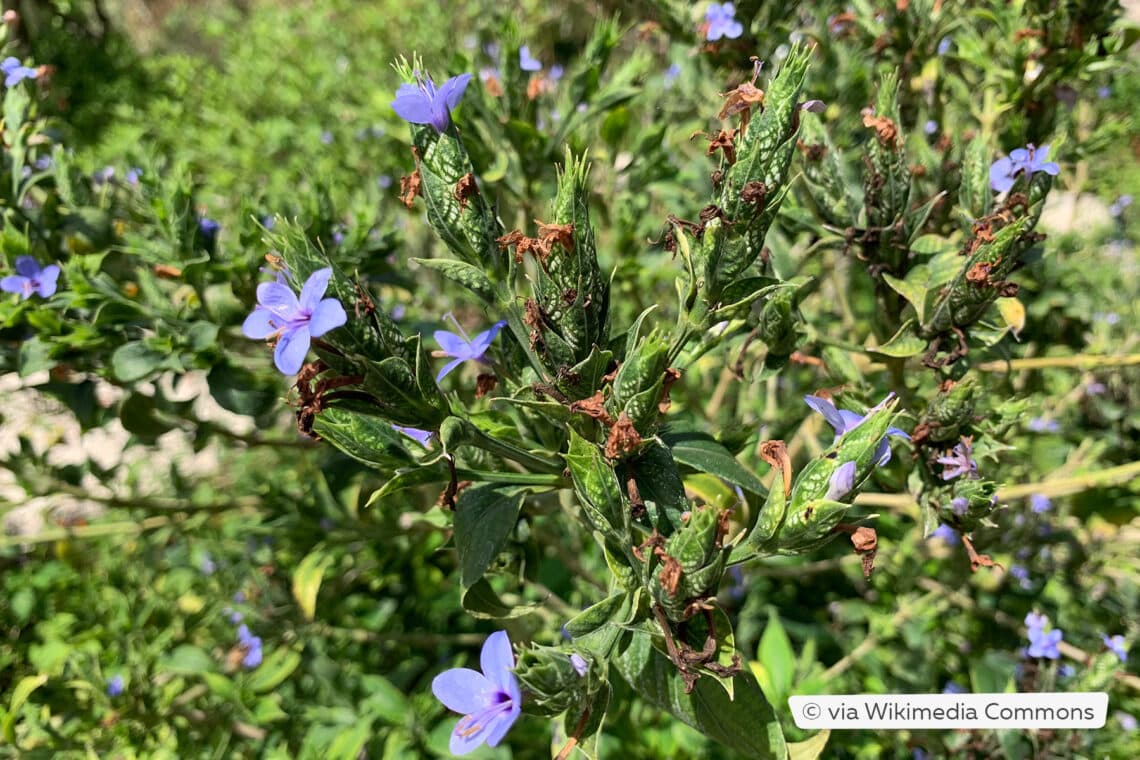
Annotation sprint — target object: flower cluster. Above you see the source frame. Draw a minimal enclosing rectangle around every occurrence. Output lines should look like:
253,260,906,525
432,630,521,755
2,257,59,300
989,144,1060,193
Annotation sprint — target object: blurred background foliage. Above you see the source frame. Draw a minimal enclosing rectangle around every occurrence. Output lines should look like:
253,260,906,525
1,0,1138,757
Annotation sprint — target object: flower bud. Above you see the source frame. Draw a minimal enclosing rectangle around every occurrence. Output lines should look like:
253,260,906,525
939,478,999,532
918,377,977,444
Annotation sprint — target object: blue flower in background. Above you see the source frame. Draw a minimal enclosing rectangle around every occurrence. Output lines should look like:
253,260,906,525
126,168,142,186
548,64,564,82
950,497,969,516
433,318,508,381
242,267,347,376
1025,611,1048,633
1027,416,1059,433
923,120,938,136
937,37,952,55
664,63,682,87
199,217,220,248
989,144,1060,193
2,256,60,300
1027,626,1062,659
519,45,542,72
803,393,910,466
199,552,217,575
942,681,966,694
1,56,37,86
320,130,334,145
1118,712,1138,732
1102,634,1127,662
93,166,115,186
705,3,743,41
1029,493,1051,513
570,654,588,677
106,675,124,697
930,524,959,544
432,630,521,756
237,624,263,669
937,437,979,481
391,72,473,133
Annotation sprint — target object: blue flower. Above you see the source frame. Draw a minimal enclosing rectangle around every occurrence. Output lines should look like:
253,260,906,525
664,63,682,87
126,168,142,186
803,393,910,466
1,56,37,87
923,120,939,136
393,425,433,447
378,174,393,189
936,437,979,481
1027,627,1062,659
950,497,969,516
942,680,966,694
930,524,959,544
320,130,334,145
199,217,220,247
937,37,953,55
1027,416,1059,433
989,144,1060,193
519,45,542,72
242,267,348,376
432,630,521,756
2,256,60,300
391,72,473,133
570,654,588,677
1101,634,1127,662
433,318,508,381
705,3,743,41
825,461,857,500
549,64,564,82
1058,664,1075,678
1117,712,1138,732
93,166,115,186
1025,611,1048,633
199,552,217,575
1029,493,1051,513
237,624,263,669
106,675,124,697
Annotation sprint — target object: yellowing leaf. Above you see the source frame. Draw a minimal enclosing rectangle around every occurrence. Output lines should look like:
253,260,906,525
292,547,335,621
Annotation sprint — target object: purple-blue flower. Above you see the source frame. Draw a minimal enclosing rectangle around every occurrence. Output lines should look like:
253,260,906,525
320,130,334,145
825,460,857,500
950,497,969,516
803,393,910,466
519,45,542,72
1027,627,1062,659
431,630,521,756
1029,493,1051,513
942,680,966,694
237,624,263,669
199,552,217,575
664,63,682,87
937,37,953,56
1025,611,1048,633
391,72,473,133
549,64,564,82
937,437,979,481
1027,417,1059,433
2,256,60,300
93,166,115,186
433,319,508,381
923,120,939,136
570,654,588,677
930,524,959,544
199,217,220,247
1118,712,1138,732
705,3,743,41
1,56,37,87
242,267,347,376
989,144,1060,193
393,424,433,447
126,168,142,186
107,675,124,697
1101,634,1127,662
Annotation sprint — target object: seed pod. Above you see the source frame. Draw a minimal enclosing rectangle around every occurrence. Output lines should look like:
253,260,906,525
917,377,977,444
651,505,729,622
515,644,591,717
797,117,854,227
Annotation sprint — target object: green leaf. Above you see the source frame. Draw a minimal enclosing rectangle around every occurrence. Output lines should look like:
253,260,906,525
17,337,53,377
247,648,302,693
160,645,217,675
787,729,831,760
1,673,48,744
312,408,415,470
969,650,1017,694
755,609,795,709
413,257,497,304
365,464,449,507
111,341,168,383
119,392,177,440
615,630,786,758
359,675,411,726
868,320,927,359
207,361,280,419
325,721,373,760
202,672,239,702
565,592,635,661
629,442,688,535
293,548,336,621
460,577,537,620
662,431,768,495
454,485,525,588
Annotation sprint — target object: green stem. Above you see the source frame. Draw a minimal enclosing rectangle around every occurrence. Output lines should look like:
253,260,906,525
461,420,564,474
453,468,567,487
